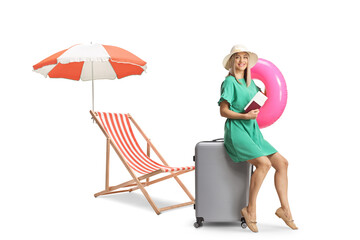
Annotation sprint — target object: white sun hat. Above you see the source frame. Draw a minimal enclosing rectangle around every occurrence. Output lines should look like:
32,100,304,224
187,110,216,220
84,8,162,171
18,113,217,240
223,44,258,70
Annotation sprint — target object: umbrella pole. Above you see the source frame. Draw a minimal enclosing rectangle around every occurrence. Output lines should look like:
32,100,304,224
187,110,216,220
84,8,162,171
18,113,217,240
92,78,94,112
92,61,94,112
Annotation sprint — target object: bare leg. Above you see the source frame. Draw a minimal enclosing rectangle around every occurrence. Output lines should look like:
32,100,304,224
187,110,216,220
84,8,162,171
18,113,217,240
268,152,293,219
246,156,272,220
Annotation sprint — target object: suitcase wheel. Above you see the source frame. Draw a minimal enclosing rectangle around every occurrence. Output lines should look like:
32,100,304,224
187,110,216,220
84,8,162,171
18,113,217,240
241,217,247,229
194,217,204,228
194,222,202,228
241,222,247,229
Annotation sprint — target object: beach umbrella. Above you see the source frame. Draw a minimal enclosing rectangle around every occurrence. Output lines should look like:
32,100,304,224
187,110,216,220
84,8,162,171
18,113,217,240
33,43,147,111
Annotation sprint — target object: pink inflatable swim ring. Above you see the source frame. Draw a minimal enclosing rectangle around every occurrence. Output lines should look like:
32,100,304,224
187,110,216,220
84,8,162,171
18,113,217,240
251,58,287,129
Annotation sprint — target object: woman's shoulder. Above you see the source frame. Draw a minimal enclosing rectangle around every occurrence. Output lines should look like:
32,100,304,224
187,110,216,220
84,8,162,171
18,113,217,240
225,75,236,81
223,75,236,85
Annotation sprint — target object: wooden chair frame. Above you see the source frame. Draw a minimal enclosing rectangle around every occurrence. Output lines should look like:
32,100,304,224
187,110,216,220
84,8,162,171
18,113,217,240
90,110,195,214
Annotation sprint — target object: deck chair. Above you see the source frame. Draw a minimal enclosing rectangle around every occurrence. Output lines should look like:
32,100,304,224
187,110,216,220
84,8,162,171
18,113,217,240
90,110,195,214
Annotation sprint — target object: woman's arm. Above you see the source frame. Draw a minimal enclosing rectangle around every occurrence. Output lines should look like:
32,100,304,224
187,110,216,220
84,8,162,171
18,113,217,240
219,101,259,120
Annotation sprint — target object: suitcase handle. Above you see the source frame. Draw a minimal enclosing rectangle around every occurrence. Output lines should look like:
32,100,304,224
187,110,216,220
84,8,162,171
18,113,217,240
212,138,224,142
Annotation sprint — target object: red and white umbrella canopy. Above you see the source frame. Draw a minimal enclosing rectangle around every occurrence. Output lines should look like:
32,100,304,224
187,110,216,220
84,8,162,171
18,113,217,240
33,43,147,111
33,43,147,81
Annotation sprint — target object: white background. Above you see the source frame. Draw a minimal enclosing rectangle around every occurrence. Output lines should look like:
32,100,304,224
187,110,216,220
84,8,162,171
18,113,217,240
1,0,359,239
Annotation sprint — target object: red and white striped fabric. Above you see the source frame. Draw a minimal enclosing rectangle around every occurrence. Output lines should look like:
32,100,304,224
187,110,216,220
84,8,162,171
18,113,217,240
96,112,195,175
33,43,147,81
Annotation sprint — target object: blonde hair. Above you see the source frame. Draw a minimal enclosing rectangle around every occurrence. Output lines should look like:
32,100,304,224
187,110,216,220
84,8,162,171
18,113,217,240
226,53,252,87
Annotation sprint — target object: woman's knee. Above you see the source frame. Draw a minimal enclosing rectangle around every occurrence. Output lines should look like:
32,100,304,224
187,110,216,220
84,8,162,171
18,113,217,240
251,157,272,172
271,154,289,171
282,158,289,169
261,158,272,172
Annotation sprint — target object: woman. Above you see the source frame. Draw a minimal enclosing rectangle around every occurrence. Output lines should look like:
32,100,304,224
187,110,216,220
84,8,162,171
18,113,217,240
218,44,297,232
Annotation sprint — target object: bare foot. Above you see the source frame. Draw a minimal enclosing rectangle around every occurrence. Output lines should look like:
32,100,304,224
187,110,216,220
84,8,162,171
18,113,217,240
281,207,293,220
246,208,257,222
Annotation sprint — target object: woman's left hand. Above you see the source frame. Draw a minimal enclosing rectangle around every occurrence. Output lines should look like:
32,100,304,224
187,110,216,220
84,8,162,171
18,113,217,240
246,109,260,119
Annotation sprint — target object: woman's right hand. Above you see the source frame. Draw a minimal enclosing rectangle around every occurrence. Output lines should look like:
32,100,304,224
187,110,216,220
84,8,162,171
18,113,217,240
246,109,260,119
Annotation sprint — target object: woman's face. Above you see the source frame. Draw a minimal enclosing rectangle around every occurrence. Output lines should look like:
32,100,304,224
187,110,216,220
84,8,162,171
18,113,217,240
233,52,249,71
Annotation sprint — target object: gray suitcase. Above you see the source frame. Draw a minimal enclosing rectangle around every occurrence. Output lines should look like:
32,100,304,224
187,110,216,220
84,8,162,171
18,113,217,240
193,138,252,228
